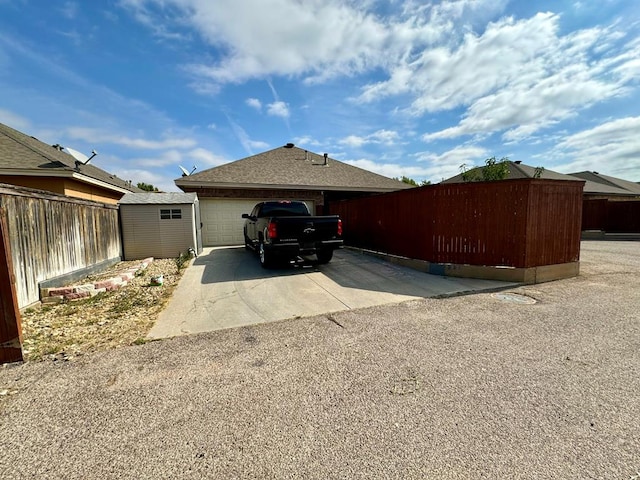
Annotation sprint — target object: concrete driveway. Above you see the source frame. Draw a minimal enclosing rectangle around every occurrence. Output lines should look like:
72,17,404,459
148,247,517,338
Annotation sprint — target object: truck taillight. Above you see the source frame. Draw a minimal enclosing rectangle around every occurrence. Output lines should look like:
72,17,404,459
337,219,342,236
268,221,277,239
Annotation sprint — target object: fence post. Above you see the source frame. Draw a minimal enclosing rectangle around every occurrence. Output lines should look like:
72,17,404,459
0,207,23,363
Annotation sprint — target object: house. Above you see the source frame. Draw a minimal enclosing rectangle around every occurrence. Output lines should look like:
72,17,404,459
569,171,640,199
440,160,640,199
0,122,141,204
119,192,202,260
175,143,411,246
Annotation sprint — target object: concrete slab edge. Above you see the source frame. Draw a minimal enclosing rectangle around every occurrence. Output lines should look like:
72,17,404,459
344,247,579,285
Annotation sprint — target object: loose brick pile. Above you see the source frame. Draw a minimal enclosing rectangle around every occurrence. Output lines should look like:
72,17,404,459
39,258,154,304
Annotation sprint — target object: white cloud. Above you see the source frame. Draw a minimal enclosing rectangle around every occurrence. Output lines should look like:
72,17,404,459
65,127,197,149
0,108,31,130
266,101,289,118
187,147,228,167
413,15,637,141
114,167,178,192
226,117,269,155
120,1,639,147
123,0,507,89
344,158,425,180
339,129,400,147
60,2,78,19
133,149,183,167
552,117,640,179
339,135,366,148
246,98,262,110
415,145,488,165
293,135,321,147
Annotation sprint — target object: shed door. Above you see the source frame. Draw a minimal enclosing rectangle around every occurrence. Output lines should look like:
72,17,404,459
200,199,315,246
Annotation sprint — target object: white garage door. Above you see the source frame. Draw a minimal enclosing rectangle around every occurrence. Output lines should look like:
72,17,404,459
200,199,316,246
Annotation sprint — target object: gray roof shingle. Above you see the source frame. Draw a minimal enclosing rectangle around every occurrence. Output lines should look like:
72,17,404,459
441,160,635,196
569,171,640,195
119,192,198,205
0,122,141,193
175,144,412,192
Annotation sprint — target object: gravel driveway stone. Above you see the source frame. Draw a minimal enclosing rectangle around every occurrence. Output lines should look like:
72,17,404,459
0,240,638,479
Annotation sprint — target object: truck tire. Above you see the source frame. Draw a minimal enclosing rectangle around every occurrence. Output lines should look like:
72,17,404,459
316,249,333,264
244,233,252,251
259,241,273,268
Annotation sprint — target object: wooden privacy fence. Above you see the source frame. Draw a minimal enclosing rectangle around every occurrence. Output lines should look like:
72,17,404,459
330,179,584,269
582,199,640,233
0,184,121,309
0,207,22,363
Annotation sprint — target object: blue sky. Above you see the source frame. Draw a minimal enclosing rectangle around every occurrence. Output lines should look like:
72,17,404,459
0,0,639,191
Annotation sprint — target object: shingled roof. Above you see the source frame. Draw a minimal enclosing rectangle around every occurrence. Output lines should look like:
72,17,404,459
570,171,640,196
175,144,411,192
119,192,198,205
0,122,141,194
441,160,634,196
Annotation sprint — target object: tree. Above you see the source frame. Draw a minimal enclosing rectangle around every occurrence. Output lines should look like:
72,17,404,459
137,182,159,192
394,176,431,187
460,157,510,182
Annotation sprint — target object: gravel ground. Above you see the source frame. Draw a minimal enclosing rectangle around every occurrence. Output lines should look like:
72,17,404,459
0,241,638,479
20,258,186,361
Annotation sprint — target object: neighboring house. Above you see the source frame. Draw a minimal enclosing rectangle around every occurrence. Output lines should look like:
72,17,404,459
441,160,638,199
569,171,640,199
175,143,411,246
119,192,202,260
0,122,141,204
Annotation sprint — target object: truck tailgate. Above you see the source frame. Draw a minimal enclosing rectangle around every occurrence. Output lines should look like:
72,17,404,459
273,216,340,243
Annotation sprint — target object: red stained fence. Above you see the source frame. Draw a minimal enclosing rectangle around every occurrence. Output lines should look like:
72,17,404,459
330,179,584,269
582,199,640,233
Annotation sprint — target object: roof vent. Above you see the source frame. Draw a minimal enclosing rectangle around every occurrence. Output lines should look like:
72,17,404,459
323,153,328,166
284,143,295,148
514,160,522,164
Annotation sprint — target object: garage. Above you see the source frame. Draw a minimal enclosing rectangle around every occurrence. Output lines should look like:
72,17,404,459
200,198,316,246
175,144,410,246
200,199,267,246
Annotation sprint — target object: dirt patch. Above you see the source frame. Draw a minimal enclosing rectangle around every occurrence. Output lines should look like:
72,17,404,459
20,258,188,361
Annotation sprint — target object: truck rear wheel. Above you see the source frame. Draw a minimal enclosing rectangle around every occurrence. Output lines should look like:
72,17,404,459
316,249,333,264
259,241,273,268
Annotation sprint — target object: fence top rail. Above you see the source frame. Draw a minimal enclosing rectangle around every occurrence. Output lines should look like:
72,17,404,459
335,178,586,205
0,183,119,209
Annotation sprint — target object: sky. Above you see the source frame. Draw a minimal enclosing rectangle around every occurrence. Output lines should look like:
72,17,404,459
0,0,639,192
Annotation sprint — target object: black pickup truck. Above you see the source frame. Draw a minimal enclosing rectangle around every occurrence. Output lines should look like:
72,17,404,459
242,201,343,268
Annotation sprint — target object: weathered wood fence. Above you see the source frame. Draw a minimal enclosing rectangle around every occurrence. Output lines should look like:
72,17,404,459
582,199,640,233
0,207,22,363
0,184,121,309
330,179,584,269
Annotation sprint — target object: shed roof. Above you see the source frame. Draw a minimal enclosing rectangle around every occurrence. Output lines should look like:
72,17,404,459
0,122,141,194
175,144,411,192
119,192,198,205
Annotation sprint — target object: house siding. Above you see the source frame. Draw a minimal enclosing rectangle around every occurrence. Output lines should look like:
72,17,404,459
0,176,66,195
62,179,123,204
0,176,123,204
180,187,324,207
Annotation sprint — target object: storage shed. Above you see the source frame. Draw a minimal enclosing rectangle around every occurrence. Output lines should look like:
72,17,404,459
119,192,202,260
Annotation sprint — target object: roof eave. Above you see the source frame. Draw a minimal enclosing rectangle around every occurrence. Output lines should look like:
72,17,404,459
174,180,406,193
0,168,132,194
